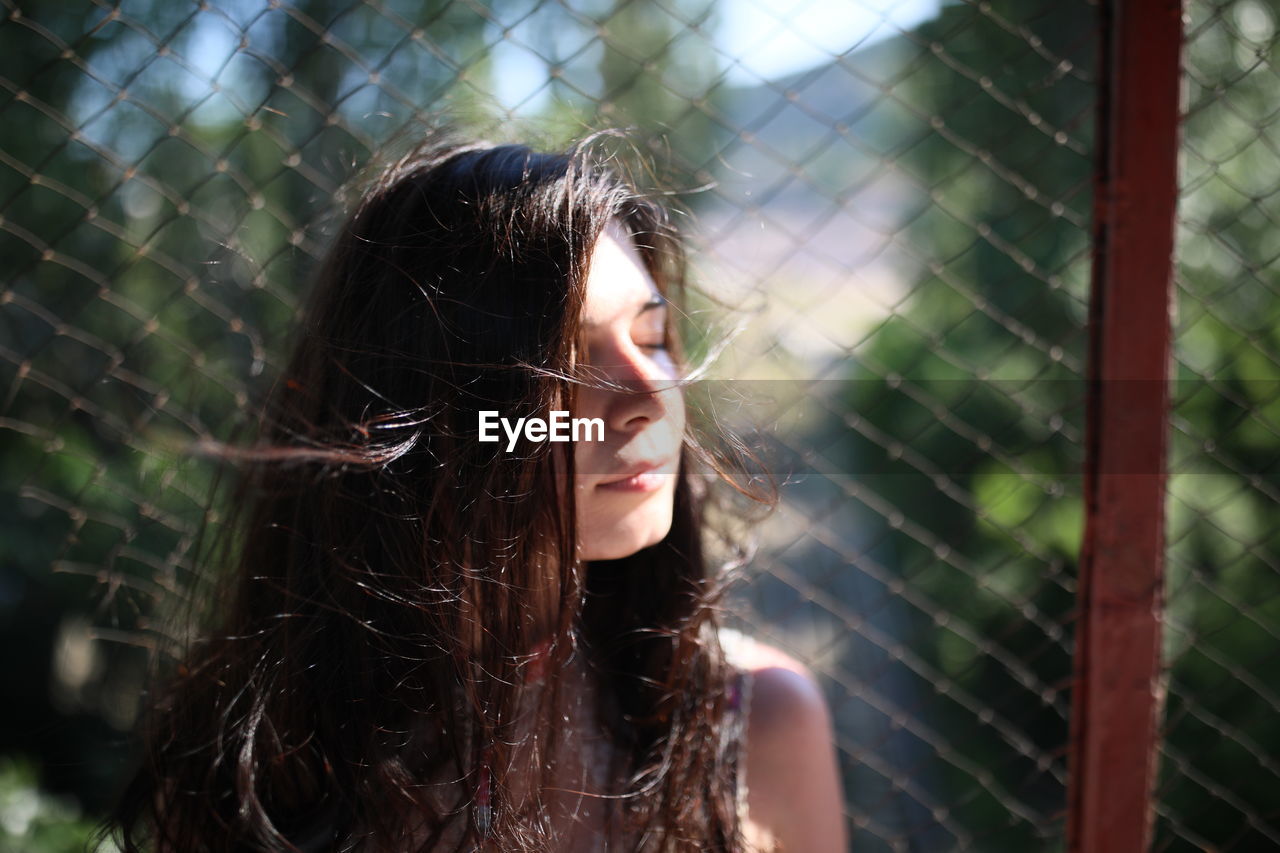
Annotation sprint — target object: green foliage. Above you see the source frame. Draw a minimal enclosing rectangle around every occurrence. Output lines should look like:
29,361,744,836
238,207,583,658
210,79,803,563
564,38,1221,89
811,0,1094,845
0,758,112,853
1156,2,1280,846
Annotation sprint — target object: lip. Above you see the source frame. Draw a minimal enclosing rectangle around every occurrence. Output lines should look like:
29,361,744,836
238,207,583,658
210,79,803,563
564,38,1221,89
596,460,670,492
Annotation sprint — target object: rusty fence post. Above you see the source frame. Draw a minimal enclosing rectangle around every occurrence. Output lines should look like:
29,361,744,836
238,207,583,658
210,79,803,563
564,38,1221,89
1066,0,1184,851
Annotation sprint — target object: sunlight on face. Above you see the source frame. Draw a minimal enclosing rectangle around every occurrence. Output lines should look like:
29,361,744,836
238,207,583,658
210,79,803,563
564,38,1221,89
573,221,686,562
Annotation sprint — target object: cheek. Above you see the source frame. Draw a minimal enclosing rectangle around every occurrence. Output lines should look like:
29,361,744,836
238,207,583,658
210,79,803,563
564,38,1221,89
672,388,686,427
652,349,680,380
663,388,687,446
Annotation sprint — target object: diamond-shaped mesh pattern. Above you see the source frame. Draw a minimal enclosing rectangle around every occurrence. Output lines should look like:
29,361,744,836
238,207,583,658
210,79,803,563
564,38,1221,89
1156,1,1280,849
0,1,1100,848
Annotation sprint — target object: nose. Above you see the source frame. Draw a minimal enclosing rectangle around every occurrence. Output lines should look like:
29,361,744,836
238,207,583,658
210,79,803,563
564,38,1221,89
598,345,670,435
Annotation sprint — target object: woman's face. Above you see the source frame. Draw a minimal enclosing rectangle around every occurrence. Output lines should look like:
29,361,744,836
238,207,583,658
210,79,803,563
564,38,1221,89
573,221,686,561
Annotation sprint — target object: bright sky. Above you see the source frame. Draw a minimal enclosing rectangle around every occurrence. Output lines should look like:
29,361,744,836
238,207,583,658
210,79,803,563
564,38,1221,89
489,0,943,113
175,0,945,119
717,0,943,84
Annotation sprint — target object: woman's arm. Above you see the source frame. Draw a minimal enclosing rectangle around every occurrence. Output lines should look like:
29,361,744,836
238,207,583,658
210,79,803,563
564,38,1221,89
739,640,848,852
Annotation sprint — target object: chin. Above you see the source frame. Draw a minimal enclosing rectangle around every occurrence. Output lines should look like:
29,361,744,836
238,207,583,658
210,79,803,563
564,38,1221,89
580,503,675,561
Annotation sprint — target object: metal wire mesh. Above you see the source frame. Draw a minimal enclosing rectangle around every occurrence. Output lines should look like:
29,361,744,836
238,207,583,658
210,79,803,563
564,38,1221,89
1157,1,1280,849
0,1,1099,849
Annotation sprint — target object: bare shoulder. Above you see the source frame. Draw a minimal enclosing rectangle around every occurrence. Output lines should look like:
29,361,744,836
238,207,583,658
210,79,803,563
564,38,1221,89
720,630,829,732
732,639,826,725
725,634,848,853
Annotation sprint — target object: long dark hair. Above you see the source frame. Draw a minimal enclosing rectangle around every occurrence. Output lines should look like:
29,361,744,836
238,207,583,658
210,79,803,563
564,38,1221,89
100,134,771,851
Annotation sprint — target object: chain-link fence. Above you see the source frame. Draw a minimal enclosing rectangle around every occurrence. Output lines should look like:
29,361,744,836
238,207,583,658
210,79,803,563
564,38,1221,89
2,1,1271,851
3,1,1093,850
1157,1,1280,850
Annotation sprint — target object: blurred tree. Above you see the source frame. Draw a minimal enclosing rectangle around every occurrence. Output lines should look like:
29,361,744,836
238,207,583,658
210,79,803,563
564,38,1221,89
0,758,103,853
0,1,146,813
797,1,1096,846
1157,1,1280,847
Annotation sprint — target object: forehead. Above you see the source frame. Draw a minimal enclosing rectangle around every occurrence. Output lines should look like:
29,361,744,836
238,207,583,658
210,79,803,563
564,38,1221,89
581,221,661,326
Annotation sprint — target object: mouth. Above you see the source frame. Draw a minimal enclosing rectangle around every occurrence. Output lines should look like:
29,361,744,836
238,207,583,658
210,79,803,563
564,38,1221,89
596,460,671,493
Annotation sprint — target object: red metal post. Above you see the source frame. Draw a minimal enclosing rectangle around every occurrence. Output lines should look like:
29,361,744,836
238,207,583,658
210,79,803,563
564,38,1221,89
1067,1,1183,851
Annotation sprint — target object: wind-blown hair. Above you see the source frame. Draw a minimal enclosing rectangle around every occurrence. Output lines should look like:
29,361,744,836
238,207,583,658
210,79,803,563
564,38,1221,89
100,135,770,852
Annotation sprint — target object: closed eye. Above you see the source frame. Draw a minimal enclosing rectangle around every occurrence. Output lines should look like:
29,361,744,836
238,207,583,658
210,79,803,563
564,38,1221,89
633,297,668,353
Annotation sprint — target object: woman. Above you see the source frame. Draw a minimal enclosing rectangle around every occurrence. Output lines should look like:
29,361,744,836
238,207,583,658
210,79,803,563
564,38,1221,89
102,135,846,852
